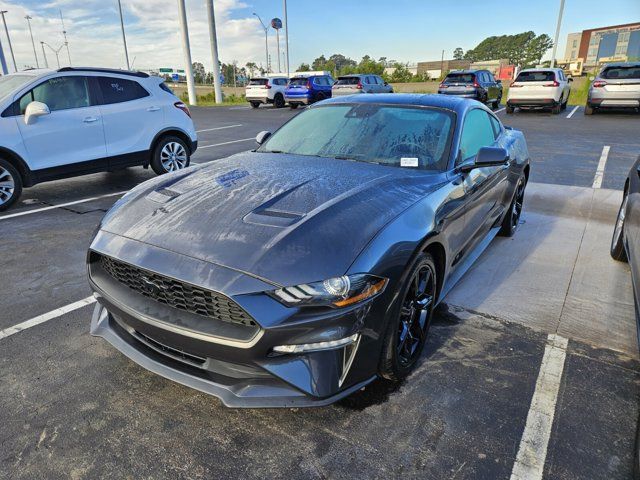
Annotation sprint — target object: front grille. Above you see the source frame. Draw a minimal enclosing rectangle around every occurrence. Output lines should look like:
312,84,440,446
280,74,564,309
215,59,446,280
99,255,257,327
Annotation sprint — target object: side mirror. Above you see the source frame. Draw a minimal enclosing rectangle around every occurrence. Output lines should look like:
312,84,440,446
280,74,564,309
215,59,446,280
24,101,50,125
255,130,271,145
460,147,509,172
384,82,389,86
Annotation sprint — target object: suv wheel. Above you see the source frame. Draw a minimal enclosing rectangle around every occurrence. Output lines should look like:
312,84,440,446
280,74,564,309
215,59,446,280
0,159,22,211
250,101,261,109
273,94,285,108
584,104,594,115
506,105,515,114
551,103,561,114
151,136,190,175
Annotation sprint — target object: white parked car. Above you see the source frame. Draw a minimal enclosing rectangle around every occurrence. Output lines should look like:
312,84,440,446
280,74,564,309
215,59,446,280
245,75,288,109
0,67,197,210
506,68,572,114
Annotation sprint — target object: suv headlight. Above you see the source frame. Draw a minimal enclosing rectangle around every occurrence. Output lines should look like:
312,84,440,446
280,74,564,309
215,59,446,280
269,274,387,308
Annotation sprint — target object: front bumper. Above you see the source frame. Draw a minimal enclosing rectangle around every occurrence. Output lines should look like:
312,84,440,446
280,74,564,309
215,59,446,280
87,231,382,407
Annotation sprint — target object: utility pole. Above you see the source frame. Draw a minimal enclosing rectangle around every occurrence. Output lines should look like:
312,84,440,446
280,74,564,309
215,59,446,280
44,42,63,69
253,13,269,73
0,11,17,72
177,0,196,105
283,0,289,77
117,0,130,69
0,34,7,74
275,26,281,72
40,42,48,68
60,10,71,66
550,0,565,67
440,49,444,79
205,0,223,104
25,15,38,68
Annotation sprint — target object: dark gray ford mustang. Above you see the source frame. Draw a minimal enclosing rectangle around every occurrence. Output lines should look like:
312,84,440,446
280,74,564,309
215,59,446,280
88,94,530,407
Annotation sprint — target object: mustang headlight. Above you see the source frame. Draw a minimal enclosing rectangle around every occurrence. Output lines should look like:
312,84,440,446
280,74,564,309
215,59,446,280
270,274,388,308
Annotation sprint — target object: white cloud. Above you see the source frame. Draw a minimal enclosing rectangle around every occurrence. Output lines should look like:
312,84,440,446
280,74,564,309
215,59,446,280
0,0,273,73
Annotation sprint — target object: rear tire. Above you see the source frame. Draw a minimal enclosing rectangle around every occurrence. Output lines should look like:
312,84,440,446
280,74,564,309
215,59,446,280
289,103,299,109
273,94,285,109
551,103,561,114
499,175,526,237
611,189,628,262
584,104,594,115
0,159,22,212
250,101,260,109
506,105,515,114
150,136,191,175
379,252,437,381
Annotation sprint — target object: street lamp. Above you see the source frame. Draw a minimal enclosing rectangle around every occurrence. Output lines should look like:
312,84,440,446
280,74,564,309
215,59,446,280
253,13,269,73
177,0,196,105
116,0,130,70
283,0,289,77
40,41,48,68
550,0,565,67
0,11,17,72
43,42,64,69
25,15,38,68
205,0,223,104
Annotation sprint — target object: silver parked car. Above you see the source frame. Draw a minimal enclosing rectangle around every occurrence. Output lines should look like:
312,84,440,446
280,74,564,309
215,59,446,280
331,74,393,96
585,62,640,115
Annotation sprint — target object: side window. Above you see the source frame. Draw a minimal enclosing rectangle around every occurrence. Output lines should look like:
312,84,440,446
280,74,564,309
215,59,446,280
458,109,496,163
18,76,91,114
488,114,502,139
488,72,496,82
97,77,149,104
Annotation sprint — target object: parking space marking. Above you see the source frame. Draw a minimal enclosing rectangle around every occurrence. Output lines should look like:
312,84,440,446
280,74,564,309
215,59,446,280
0,297,96,341
566,106,580,119
494,107,505,114
197,138,256,149
592,145,611,189
228,106,250,110
510,333,568,480
0,191,127,221
196,124,242,133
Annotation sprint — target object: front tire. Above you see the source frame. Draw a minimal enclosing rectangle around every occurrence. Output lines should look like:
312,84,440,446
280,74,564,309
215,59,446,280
273,94,285,108
379,252,437,381
250,101,260,109
150,136,191,175
611,190,628,262
289,103,299,109
0,159,22,211
499,175,526,237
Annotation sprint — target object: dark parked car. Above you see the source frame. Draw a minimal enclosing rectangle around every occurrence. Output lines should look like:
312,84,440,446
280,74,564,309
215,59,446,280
438,69,503,109
284,74,334,109
610,155,640,480
88,94,530,407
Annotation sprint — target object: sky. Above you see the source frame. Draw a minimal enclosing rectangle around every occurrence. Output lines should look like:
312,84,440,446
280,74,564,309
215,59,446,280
0,0,638,74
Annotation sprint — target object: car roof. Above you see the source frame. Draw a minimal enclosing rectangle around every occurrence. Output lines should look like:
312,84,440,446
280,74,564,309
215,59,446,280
319,93,480,115
518,68,559,72
447,70,485,74
338,74,376,77
600,61,640,68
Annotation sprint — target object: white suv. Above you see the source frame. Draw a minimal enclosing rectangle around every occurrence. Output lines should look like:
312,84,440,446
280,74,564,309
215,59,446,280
0,67,198,210
506,68,572,114
245,75,288,109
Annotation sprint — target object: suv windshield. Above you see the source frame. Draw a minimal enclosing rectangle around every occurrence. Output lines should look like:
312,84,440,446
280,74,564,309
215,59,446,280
289,78,309,86
515,71,556,82
443,74,475,84
259,104,454,171
0,75,33,101
249,79,268,86
336,77,360,85
601,66,640,80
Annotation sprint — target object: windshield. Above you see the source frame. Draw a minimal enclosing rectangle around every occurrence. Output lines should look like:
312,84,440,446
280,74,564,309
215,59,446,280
515,71,556,82
259,104,454,171
601,66,640,80
0,75,33,101
336,77,360,85
444,74,475,84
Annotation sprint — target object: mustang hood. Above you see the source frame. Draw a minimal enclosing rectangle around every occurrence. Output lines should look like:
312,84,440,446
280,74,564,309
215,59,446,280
100,152,443,286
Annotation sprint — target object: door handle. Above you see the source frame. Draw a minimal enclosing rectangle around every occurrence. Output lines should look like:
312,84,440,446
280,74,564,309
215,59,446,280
147,106,161,112
83,116,99,123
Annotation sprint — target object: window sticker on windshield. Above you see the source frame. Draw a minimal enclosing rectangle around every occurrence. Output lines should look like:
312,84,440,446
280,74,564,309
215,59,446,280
401,157,419,168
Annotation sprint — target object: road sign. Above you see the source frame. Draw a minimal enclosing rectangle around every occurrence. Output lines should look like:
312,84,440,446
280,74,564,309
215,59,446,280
172,73,180,82
271,18,282,29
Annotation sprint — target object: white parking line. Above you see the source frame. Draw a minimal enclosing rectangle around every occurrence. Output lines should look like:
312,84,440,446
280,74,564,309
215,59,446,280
0,297,96,341
592,145,610,189
0,191,127,221
228,106,250,110
196,124,242,133
566,106,579,118
510,333,568,480
494,107,506,114
197,138,256,149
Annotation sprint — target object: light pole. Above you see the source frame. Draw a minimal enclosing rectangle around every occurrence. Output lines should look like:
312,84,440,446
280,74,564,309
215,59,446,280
550,0,565,67
44,42,64,69
40,41,48,68
205,0,223,104
0,33,7,74
177,0,196,105
59,10,71,66
0,11,17,72
25,15,38,68
117,0,130,70
283,0,289,77
253,13,269,73
272,19,281,73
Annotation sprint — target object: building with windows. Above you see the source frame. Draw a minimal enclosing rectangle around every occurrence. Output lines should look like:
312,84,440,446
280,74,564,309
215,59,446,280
563,22,640,68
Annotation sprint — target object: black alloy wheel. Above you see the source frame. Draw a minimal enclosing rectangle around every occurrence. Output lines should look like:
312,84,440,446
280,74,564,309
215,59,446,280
250,101,260,109
499,175,526,237
611,189,628,262
273,94,285,108
379,253,437,381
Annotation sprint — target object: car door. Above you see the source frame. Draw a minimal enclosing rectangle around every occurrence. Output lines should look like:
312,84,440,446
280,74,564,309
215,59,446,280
487,72,499,101
94,76,163,168
457,108,510,248
15,75,106,172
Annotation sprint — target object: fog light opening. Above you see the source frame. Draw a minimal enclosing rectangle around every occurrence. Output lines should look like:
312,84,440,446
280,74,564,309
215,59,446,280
272,333,359,354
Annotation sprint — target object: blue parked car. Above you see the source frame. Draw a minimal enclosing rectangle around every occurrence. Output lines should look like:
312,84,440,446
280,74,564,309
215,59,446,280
284,74,335,109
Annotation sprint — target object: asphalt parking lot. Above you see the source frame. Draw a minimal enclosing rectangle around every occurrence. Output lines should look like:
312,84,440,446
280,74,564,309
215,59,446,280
2,102,640,479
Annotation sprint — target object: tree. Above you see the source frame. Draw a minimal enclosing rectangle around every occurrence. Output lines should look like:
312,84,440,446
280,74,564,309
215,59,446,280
463,31,553,67
192,62,206,84
389,63,413,83
245,62,257,77
297,63,311,72
453,48,464,60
